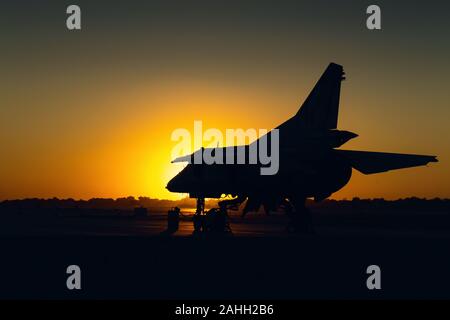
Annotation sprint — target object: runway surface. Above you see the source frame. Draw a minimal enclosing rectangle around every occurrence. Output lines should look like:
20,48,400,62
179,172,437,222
2,210,450,239
1,210,450,299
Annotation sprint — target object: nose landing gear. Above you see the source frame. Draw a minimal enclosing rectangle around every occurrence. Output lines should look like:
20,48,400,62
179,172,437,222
192,196,246,234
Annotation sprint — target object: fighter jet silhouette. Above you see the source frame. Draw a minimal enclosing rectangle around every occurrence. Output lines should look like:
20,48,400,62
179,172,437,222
167,63,437,229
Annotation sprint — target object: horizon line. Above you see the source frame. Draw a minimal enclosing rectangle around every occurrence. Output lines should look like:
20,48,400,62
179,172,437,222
1,196,450,203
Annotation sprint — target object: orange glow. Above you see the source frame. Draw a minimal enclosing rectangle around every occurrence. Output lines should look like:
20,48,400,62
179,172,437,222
1,74,448,201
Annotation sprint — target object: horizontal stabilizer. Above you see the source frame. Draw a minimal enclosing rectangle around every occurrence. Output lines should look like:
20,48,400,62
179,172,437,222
337,150,438,174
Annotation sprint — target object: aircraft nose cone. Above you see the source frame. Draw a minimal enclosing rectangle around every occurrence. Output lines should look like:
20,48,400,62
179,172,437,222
166,177,176,192
166,173,184,192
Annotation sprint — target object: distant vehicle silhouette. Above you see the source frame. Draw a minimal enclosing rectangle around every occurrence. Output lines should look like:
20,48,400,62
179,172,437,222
167,63,438,232
166,207,180,233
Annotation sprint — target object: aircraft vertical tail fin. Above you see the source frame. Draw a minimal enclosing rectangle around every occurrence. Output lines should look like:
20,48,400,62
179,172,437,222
295,63,345,129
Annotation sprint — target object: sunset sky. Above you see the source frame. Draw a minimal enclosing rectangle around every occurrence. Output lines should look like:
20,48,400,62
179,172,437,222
1,0,449,200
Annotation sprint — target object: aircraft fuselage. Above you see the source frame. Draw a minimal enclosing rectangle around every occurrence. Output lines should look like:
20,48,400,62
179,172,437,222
166,148,352,201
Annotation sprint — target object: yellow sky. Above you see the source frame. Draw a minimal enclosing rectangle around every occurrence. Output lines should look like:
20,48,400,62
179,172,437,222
1,74,448,201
